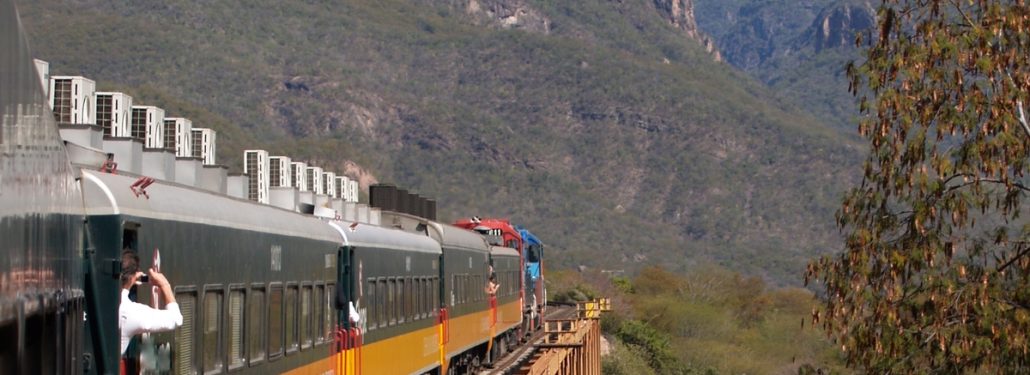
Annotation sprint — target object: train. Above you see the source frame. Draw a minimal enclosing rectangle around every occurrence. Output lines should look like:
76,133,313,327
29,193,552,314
0,2,547,374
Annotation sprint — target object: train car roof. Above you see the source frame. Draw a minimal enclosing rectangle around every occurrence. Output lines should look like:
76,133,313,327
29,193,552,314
81,170,342,243
517,226,543,246
430,221,491,253
328,220,441,254
490,246,519,258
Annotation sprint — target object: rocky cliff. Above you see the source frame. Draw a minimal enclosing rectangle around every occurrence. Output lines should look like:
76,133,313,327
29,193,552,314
800,0,875,52
652,0,722,60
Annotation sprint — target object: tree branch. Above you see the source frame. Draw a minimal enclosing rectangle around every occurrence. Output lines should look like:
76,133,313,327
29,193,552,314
944,177,1030,194
1017,101,1030,140
948,0,976,29
996,244,1030,274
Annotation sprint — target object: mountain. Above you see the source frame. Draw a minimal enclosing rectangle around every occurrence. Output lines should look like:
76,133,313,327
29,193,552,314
16,0,861,284
694,0,876,129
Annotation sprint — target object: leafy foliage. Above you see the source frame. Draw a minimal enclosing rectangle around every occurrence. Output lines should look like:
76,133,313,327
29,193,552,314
560,266,847,374
807,1,1030,372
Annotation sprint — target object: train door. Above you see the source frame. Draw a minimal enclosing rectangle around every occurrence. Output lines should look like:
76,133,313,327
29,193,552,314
335,246,363,375
120,222,142,374
336,246,352,327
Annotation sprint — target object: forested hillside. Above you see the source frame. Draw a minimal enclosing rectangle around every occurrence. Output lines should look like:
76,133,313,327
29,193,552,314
17,0,861,284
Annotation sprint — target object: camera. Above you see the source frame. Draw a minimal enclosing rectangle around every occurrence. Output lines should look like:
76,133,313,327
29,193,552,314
139,274,150,283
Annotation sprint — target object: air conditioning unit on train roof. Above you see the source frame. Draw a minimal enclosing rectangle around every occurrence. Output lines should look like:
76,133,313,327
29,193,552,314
306,166,324,195
191,128,217,165
96,92,133,138
243,150,269,204
323,171,337,198
290,161,308,191
50,75,96,125
269,156,292,188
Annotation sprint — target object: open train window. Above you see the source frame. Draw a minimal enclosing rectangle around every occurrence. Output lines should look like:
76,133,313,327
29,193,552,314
120,222,140,279
268,283,283,360
122,222,140,251
527,245,541,263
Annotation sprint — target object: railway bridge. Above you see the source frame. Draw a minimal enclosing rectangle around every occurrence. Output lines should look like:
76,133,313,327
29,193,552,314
485,299,611,375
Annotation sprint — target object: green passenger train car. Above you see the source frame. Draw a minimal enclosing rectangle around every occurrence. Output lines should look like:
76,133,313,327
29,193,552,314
80,169,345,374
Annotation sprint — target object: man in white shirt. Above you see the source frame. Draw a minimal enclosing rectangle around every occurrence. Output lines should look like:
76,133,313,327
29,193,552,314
119,252,183,355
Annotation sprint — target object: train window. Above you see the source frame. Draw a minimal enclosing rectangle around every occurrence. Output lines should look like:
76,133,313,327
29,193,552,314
268,284,283,359
175,290,196,375
408,277,415,322
465,275,472,303
325,283,335,341
476,274,483,302
387,278,396,325
301,285,312,349
416,278,424,320
460,275,467,304
406,278,414,323
228,288,245,370
424,277,431,318
203,289,224,374
464,275,469,304
449,275,455,307
432,277,439,313
248,285,265,365
406,278,414,321
453,275,460,305
366,279,376,330
285,285,298,353
398,278,406,324
314,285,324,343
377,279,387,327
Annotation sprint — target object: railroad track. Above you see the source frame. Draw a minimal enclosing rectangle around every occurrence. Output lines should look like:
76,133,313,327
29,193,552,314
478,303,577,375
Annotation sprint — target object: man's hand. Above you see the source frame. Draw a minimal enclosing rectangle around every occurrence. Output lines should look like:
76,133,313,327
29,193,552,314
148,268,169,288
148,268,176,304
